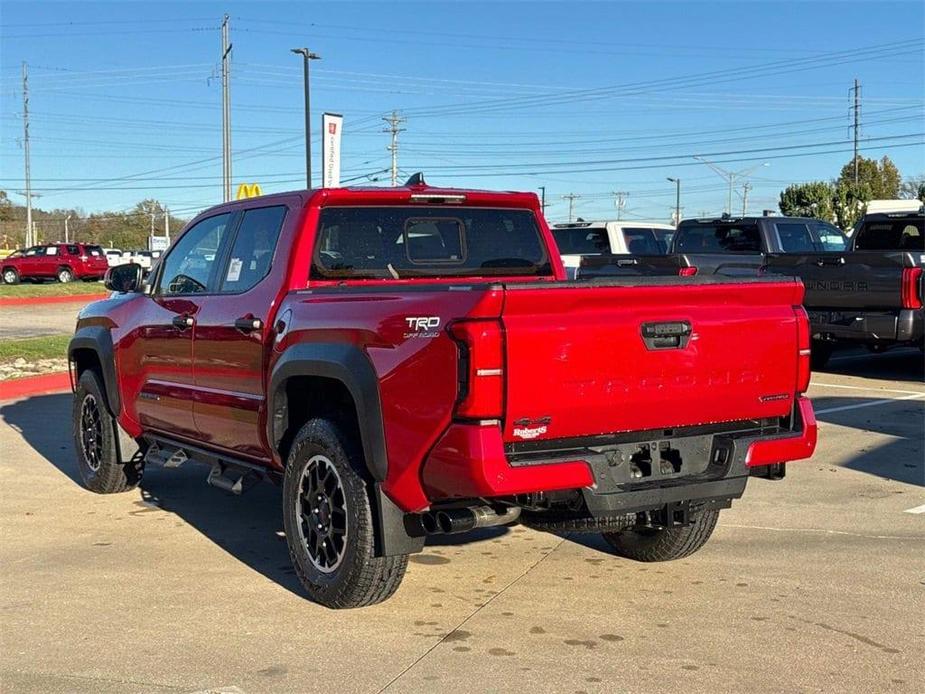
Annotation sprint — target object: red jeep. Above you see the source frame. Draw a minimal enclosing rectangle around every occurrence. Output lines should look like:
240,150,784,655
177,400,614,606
2,243,109,284
68,181,817,608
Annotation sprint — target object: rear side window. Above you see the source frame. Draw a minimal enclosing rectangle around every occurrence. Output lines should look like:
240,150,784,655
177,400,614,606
675,224,761,253
775,223,815,253
810,223,848,251
86,245,103,256
551,227,609,255
66,245,80,255
623,227,669,254
311,207,551,279
220,205,287,293
854,218,924,250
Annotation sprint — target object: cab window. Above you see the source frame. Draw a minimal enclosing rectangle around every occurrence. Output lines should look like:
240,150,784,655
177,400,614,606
157,213,232,295
219,206,287,293
775,223,815,253
811,222,848,251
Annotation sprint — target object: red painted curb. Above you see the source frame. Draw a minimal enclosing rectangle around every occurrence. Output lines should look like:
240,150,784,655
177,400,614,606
0,293,108,307
0,371,71,401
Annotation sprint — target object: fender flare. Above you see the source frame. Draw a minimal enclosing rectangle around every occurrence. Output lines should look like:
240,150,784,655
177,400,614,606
268,343,388,482
68,326,121,414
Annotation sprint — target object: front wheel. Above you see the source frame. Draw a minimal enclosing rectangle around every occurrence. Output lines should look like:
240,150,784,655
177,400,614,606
57,266,74,283
2,268,19,285
282,418,407,608
73,370,142,493
601,508,719,562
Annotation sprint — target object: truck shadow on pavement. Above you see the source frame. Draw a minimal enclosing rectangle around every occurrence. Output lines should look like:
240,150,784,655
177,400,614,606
1,392,513,599
816,347,924,383
812,395,924,486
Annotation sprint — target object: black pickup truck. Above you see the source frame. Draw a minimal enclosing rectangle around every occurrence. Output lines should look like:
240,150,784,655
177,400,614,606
577,213,924,367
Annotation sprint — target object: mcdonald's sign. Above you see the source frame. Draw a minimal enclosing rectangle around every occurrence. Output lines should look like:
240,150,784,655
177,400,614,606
235,183,263,200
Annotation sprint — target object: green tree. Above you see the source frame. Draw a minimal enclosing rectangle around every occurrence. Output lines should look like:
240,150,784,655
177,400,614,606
0,191,12,222
832,180,872,231
900,175,925,204
838,155,901,199
778,181,835,220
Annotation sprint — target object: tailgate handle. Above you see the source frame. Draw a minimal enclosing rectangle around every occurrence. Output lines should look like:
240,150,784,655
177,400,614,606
815,256,846,267
641,321,692,350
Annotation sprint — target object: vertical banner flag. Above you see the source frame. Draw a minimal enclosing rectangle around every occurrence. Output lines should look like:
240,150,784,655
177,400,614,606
322,112,343,188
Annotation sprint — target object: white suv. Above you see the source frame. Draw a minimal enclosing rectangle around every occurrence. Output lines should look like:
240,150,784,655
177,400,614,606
551,220,677,278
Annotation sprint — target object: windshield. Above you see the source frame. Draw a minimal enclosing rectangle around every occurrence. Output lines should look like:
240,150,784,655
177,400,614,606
854,217,924,251
312,207,551,280
551,227,609,255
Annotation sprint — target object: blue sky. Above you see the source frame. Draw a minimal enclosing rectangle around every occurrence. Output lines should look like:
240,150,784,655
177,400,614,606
1,1,923,223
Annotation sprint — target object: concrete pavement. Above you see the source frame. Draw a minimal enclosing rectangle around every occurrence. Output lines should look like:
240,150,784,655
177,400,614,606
0,351,922,693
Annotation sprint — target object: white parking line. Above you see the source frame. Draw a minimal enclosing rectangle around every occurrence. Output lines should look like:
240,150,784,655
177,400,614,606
811,382,925,397
903,504,925,515
814,392,925,415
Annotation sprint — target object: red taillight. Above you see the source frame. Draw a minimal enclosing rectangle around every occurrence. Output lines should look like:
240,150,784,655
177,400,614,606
679,266,698,277
901,267,923,310
449,319,504,419
795,306,811,393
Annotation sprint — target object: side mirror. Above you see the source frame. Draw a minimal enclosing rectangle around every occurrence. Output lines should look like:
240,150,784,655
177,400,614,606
104,262,143,293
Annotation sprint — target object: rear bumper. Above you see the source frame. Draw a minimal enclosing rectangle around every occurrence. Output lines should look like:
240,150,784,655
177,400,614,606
810,308,924,344
421,397,817,513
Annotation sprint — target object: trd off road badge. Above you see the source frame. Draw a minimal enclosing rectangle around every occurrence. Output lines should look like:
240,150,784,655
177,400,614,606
512,417,552,440
403,316,441,339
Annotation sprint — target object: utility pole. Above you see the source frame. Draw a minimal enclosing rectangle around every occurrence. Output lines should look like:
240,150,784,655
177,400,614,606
851,78,861,185
291,47,321,188
667,177,681,225
561,193,580,222
22,61,33,248
695,156,768,215
221,14,232,202
539,186,547,212
613,191,628,220
383,110,406,187
741,182,752,216
64,214,71,243
164,206,170,242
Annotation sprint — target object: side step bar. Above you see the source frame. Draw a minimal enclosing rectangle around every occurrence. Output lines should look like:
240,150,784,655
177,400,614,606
143,435,278,495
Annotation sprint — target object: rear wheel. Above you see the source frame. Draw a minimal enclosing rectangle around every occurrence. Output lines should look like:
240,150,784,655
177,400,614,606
282,418,407,608
601,508,719,562
810,340,833,370
2,268,19,285
57,266,73,283
72,370,141,493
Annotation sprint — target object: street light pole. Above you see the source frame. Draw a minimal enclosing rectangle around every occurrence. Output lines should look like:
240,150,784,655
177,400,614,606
291,48,321,189
667,177,681,224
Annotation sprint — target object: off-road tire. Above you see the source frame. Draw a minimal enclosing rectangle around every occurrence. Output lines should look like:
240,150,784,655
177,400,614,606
57,266,73,283
282,418,407,608
73,370,141,493
810,340,833,370
601,508,720,562
2,268,19,285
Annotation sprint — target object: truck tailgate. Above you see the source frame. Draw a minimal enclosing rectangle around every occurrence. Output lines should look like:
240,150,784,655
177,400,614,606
500,277,803,444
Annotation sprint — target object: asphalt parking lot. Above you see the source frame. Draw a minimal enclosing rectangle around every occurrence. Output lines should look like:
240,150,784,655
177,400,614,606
0,349,922,693
0,302,83,340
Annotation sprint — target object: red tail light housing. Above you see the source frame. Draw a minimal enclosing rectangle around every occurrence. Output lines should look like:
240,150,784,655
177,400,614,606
901,267,923,309
679,266,698,277
795,306,811,394
449,319,504,419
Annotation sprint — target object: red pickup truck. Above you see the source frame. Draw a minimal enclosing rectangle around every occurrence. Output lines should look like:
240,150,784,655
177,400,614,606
2,243,109,284
69,181,817,608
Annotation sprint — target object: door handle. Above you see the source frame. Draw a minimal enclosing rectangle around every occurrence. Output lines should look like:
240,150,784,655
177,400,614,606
234,317,263,332
172,314,194,329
